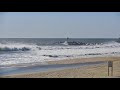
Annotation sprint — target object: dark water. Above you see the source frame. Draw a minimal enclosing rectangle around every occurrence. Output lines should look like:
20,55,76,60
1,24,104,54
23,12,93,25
0,38,117,46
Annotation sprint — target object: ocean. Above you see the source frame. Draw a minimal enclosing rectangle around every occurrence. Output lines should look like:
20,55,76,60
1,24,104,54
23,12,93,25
0,38,120,67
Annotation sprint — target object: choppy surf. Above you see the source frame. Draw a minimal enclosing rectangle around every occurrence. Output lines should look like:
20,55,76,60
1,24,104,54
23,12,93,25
0,38,120,66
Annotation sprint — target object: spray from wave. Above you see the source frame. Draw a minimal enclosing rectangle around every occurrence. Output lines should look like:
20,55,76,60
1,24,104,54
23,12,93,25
0,41,120,51
0,40,120,66
0,43,39,52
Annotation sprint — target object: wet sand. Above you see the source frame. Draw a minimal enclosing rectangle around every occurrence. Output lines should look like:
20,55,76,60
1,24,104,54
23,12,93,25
1,56,120,78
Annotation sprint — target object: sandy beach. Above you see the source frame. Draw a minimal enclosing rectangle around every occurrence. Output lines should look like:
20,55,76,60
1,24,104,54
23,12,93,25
1,12,120,78
48,56,120,64
1,56,120,78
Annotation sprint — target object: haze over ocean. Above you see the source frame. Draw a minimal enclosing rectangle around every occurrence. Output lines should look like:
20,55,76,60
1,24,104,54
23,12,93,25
0,12,120,38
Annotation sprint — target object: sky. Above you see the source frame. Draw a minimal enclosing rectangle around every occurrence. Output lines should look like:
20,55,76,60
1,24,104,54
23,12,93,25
0,12,120,38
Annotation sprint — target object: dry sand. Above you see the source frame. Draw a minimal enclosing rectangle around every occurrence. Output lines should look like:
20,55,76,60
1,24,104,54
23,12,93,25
48,56,120,64
1,56,120,78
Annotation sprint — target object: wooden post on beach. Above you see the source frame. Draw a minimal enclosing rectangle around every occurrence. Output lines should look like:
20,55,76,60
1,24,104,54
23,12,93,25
111,63,113,76
108,64,109,76
108,61,113,76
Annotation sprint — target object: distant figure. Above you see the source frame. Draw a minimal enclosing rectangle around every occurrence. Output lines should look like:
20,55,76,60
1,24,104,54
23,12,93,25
67,37,69,42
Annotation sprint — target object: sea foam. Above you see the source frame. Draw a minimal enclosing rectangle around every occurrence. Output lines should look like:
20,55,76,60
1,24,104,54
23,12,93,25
0,41,120,66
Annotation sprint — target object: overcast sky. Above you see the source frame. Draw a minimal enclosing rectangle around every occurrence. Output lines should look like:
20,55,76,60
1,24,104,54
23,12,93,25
0,12,120,38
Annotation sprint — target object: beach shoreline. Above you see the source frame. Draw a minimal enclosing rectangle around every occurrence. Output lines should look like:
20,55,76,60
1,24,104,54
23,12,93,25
1,56,120,78
48,56,120,65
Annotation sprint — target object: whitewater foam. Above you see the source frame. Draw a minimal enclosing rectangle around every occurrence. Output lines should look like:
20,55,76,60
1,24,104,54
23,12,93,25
0,41,120,66
0,43,38,52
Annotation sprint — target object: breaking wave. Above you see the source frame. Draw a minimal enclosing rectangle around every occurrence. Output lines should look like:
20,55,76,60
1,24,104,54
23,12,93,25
0,47,31,51
0,41,120,52
0,40,120,66
0,43,38,52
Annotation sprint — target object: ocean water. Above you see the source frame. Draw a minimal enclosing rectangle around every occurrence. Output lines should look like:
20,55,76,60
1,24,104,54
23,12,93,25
0,38,120,67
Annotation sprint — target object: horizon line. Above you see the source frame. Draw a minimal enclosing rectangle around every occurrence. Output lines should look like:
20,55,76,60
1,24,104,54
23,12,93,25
0,37,118,39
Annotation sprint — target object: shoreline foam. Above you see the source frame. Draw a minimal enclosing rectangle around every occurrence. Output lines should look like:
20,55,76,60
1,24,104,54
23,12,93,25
1,56,120,78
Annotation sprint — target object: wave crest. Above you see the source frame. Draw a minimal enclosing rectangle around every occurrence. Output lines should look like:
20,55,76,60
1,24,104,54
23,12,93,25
0,47,31,51
0,43,38,52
